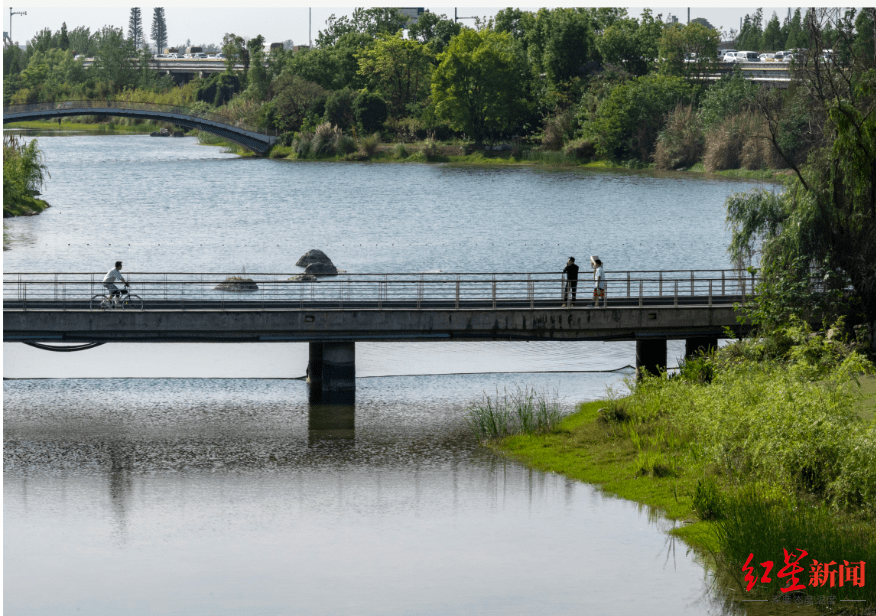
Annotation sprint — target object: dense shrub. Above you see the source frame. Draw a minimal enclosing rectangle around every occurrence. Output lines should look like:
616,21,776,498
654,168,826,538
581,73,692,160
3,135,50,217
541,110,575,151
196,73,242,107
653,103,703,169
703,112,786,171
359,133,380,157
269,73,328,134
323,88,356,131
562,138,596,160
353,91,388,135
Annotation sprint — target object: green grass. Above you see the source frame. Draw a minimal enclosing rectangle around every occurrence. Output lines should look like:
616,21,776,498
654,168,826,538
3,196,49,218
497,400,722,552
686,161,791,180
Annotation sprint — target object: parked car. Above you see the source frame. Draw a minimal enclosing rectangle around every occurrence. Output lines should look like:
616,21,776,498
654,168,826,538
192,53,208,59
759,53,776,62
166,53,182,59
722,51,740,62
738,51,761,62
212,53,225,60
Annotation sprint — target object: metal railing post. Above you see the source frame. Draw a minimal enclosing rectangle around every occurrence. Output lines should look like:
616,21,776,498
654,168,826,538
529,274,534,309
492,279,497,309
674,281,678,307
742,276,746,305
690,271,694,296
722,270,725,296
455,277,460,310
659,271,663,296
639,281,643,307
709,280,713,307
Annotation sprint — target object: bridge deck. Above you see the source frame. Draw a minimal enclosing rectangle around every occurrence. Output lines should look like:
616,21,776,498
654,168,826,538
4,270,755,343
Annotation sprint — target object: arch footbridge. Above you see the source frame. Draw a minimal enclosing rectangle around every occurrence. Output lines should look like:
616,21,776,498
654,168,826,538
3,101,277,155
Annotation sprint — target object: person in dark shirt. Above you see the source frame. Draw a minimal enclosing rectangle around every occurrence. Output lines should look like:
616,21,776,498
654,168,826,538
562,257,579,306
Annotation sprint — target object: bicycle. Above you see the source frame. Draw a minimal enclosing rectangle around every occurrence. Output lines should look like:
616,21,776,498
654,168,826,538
90,285,144,310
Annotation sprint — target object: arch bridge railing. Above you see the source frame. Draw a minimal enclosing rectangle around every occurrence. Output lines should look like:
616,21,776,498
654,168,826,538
3,100,276,137
2,270,775,311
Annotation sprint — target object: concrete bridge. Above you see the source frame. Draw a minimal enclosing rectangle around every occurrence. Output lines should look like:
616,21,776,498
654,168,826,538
3,101,278,155
4,270,756,401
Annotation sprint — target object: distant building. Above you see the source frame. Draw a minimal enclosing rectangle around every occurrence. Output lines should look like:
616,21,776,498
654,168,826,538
665,13,679,25
292,45,310,53
269,42,284,52
397,7,425,26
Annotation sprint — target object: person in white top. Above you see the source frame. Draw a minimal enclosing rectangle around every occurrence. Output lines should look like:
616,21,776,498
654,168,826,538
103,261,129,297
590,256,605,307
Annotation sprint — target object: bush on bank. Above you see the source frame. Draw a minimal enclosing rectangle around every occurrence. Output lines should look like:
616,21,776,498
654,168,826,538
3,135,50,217
498,321,875,603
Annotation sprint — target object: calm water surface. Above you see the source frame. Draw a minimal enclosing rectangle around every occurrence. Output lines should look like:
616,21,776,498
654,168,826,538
4,134,771,614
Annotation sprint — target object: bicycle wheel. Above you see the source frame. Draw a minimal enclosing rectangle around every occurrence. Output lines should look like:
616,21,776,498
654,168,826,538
90,294,109,310
121,294,143,310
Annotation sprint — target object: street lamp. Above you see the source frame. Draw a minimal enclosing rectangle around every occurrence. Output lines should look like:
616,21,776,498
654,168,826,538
9,8,26,44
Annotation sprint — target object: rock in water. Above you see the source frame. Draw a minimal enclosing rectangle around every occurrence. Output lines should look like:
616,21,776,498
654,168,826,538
288,274,319,282
296,249,334,267
304,262,338,276
214,276,259,292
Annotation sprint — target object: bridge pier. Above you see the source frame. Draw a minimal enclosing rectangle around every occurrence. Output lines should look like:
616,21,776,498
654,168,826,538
685,336,718,358
307,342,355,404
636,339,666,378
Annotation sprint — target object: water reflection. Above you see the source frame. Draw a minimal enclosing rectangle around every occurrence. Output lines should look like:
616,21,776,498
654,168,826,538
308,403,355,446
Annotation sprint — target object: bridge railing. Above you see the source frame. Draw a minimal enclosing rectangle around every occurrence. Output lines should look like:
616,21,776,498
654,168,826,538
3,270,772,310
3,100,275,137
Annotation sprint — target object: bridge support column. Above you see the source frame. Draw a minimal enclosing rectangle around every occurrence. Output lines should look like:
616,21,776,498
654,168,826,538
685,336,718,359
307,342,355,404
636,339,666,378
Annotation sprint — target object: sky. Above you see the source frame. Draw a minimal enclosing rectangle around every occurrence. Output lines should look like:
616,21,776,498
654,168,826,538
4,3,815,49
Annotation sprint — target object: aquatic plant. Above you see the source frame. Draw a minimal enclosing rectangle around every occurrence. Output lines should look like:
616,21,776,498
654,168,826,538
465,385,564,441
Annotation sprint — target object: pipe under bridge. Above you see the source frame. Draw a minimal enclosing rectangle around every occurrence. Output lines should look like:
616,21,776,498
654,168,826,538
3,101,278,155
4,270,761,402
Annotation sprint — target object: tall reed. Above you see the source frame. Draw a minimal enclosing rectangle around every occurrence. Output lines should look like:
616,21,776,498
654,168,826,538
466,385,564,441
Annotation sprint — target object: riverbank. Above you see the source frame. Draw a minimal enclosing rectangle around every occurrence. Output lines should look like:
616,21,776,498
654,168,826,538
267,141,791,181
493,330,875,606
5,120,172,134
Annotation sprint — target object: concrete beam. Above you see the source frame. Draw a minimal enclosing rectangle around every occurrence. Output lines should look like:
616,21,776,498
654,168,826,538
3,305,744,343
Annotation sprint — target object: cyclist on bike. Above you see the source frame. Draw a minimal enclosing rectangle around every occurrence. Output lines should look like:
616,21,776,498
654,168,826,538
103,261,129,297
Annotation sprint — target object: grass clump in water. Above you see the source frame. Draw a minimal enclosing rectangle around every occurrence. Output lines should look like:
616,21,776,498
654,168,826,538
466,385,564,441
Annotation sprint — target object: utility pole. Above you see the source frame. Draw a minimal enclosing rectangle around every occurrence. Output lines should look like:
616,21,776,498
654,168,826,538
453,8,477,25
9,7,26,44
687,8,690,25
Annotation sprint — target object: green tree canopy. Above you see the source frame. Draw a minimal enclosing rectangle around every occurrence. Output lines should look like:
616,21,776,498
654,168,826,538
316,8,408,48
128,8,144,50
763,12,783,51
657,22,720,77
432,28,527,143
407,12,461,56
93,25,136,92
356,32,434,118
581,73,691,159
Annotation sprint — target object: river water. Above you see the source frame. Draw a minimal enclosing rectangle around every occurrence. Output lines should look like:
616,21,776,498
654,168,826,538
4,134,775,614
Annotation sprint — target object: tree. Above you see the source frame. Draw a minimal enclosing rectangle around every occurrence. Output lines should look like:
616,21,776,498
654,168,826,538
784,9,805,50
68,26,96,57
151,8,167,54
763,12,783,51
222,33,247,74
246,35,268,99
356,32,434,117
432,28,527,143
128,8,144,50
58,22,70,51
598,17,654,76
93,25,137,92
657,21,720,77
316,8,408,48
407,12,461,56
738,9,764,51
727,9,876,330
853,8,875,67
690,18,715,30
269,73,328,133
